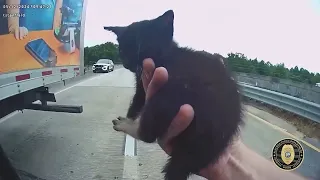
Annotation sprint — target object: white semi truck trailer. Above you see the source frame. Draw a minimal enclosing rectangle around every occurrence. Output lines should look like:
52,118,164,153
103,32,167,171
0,0,88,179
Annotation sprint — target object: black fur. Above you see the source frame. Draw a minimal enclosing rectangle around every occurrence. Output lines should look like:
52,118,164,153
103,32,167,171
104,10,244,180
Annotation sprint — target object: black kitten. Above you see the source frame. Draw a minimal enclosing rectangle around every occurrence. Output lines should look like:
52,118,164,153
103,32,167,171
105,10,243,180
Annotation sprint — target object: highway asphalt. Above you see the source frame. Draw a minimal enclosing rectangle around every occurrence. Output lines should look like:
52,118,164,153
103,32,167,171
0,67,319,180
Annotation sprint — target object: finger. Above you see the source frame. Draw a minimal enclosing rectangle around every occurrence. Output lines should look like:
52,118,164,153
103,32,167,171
25,27,28,35
165,104,194,141
145,67,168,101
23,27,28,38
14,28,19,40
142,58,155,92
159,104,194,153
19,27,24,40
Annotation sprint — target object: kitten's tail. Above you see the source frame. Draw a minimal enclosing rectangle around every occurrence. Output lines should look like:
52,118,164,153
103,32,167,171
162,152,194,180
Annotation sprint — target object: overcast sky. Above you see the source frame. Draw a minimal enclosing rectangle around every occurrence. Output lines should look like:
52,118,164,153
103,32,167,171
83,0,320,73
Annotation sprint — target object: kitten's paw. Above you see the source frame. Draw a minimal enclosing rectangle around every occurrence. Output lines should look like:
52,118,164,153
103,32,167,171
112,120,122,132
112,116,128,125
117,116,128,121
112,116,131,132
112,118,122,130
112,116,139,139
112,119,120,125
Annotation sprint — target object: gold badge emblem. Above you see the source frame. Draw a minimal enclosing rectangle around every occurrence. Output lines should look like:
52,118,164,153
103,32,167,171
281,144,295,165
272,138,304,171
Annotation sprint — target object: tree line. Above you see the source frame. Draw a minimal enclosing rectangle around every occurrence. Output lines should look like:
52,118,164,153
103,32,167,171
84,42,320,85
226,53,320,85
84,42,121,65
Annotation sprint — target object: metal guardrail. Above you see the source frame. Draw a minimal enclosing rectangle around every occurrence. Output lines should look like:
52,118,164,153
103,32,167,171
239,82,320,123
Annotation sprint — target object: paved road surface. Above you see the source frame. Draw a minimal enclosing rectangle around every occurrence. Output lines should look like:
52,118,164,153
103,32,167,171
0,68,319,180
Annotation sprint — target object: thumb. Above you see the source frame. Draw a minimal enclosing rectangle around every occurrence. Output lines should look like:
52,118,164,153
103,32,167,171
158,104,194,154
14,28,19,40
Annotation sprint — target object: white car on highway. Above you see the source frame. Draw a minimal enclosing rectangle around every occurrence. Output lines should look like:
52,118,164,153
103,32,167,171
92,59,115,73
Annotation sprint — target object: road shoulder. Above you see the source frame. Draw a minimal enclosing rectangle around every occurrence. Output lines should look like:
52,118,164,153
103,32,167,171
244,104,320,151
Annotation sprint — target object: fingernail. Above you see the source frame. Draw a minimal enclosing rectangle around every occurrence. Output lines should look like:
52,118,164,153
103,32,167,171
142,70,148,79
144,69,152,79
144,58,152,62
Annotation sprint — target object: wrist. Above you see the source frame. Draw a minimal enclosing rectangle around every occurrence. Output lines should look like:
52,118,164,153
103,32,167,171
202,139,307,180
198,154,231,180
198,139,254,180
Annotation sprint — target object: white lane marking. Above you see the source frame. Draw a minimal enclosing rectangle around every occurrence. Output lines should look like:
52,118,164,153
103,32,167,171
0,68,124,125
122,156,139,179
0,111,19,124
124,135,136,156
247,112,320,153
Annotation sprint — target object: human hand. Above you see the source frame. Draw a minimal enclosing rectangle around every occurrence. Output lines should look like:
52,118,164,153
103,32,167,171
13,26,28,40
141,58,194,154
141,58,237,179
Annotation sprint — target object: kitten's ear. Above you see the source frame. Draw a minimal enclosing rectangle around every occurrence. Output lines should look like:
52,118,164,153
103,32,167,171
156,10,174,25
103,26,126,37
